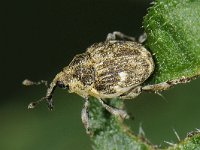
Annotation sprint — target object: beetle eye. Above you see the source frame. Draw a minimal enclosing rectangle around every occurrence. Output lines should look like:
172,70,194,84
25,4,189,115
65,85,69,90
57,81,69,89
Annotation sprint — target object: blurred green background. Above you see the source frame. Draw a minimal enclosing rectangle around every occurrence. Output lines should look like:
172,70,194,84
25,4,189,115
2,0,200,149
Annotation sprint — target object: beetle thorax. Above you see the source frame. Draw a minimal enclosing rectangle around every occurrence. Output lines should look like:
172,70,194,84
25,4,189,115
59,54,95,98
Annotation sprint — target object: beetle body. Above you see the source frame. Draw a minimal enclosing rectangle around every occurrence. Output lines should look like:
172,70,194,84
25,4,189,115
55,40,154,100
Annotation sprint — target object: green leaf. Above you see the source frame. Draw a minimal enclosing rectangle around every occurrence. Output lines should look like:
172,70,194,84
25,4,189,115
167,132,200,150
144,0,200,84
90,0,200,150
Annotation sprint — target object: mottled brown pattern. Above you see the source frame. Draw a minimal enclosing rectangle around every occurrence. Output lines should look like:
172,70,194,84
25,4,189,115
74,65,94,86
86,41,154,95
68,53,95,86
69,53,91,67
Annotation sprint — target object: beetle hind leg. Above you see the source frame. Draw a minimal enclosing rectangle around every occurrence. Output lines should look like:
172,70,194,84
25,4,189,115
142,76,197,92
98,98,129,119
119,86,142,99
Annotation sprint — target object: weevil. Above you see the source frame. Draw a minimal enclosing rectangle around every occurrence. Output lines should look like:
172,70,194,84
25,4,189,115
23,31,194,134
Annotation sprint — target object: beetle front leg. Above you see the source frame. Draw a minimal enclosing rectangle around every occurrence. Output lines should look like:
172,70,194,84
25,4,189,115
81,98,91,134
106,31,135,41
98,98,129,119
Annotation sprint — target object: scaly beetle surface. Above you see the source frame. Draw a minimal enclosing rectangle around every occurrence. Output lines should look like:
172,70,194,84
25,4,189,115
23,32,157,134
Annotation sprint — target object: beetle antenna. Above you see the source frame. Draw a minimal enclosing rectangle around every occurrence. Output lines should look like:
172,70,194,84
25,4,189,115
27,82,57,110
22,79,48,87
28,97,47,109
25,78,58,110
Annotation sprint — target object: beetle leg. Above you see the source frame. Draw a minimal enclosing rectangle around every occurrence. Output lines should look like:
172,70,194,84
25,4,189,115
106,31,135,41
138,32,147,44
119,86,142,99
81,98,91,134
98,98,129,119
142,76,198,92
